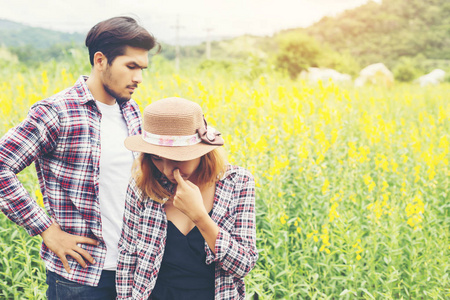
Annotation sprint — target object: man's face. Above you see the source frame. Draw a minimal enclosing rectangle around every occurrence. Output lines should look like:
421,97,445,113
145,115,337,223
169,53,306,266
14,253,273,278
102,46,149,103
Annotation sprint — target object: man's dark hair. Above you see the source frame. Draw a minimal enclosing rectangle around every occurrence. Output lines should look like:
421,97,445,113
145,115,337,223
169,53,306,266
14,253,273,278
85,16,158,66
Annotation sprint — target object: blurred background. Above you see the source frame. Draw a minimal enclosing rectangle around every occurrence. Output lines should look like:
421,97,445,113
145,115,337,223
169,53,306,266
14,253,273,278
0,1,449,299
1,0,448,84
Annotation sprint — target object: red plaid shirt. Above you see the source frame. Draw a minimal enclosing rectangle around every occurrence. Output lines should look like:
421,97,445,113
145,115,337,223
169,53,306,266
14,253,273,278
0,76,142,286
117,165,258,299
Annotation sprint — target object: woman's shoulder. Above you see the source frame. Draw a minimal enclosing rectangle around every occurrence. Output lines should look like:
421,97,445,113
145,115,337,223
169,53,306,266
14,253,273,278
127,177,156,209
222,165,254,185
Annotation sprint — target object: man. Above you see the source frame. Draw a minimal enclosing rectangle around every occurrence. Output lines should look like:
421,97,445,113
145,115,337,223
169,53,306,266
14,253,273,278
0,16,158,299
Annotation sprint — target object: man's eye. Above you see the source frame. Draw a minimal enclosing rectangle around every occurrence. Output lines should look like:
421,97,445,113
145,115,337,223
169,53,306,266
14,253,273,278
151,155,162,161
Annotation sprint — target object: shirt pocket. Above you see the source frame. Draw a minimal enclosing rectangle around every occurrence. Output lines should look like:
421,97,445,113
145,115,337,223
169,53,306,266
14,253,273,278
53,122,93,167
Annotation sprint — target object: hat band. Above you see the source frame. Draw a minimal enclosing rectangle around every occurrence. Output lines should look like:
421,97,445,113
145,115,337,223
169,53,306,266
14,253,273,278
142,130,202,146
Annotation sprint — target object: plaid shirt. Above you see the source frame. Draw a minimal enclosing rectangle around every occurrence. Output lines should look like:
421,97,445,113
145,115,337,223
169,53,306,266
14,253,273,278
117,165,258,300
0,76,142,286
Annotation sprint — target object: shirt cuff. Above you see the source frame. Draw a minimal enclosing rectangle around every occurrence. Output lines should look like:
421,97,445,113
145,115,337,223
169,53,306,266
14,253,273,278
22,206,53,236
205,227,230,264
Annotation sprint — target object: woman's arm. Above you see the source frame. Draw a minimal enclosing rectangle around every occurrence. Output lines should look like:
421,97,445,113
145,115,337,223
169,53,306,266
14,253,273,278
172,168,258,278
172,169,220,253
116,178,141,299
210,171,258,278
195,214,220,254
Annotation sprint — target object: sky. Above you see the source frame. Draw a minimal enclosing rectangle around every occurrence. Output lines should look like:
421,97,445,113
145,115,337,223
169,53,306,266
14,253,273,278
0,0,376,45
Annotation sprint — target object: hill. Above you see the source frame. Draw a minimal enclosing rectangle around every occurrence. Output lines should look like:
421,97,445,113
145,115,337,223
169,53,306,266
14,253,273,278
167,0,450,77
0,19,85,48
282,0,450,68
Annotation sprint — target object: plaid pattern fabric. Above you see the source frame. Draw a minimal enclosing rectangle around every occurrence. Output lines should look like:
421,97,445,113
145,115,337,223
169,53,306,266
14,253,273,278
116,165,258,300
0,76,142,286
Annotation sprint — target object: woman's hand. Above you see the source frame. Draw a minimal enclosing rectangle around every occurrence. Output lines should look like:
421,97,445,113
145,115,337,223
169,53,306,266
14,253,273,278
173,168,219,254
172,169,207,222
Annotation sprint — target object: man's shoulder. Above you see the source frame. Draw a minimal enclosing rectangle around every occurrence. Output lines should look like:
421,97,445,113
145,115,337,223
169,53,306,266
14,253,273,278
33,76,92,111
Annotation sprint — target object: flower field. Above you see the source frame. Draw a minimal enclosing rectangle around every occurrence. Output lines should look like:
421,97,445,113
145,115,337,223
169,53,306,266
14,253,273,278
0,64,449,299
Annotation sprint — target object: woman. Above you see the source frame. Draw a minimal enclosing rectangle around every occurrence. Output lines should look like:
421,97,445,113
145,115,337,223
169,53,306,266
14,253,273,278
116,97,258,299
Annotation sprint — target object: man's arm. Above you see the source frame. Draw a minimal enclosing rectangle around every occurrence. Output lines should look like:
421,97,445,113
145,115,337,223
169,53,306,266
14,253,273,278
0,104,98,273
0,104,58,235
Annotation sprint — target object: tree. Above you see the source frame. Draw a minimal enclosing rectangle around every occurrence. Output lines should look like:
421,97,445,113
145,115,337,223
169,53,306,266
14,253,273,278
275,33,322,79
393,57,420,82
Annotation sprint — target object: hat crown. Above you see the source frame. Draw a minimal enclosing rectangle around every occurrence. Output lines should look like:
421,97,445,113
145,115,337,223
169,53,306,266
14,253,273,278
125,97,222,161
143,97,204,136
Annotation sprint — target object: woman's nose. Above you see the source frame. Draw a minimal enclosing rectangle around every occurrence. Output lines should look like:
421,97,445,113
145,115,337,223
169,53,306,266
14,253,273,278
162,160,176,175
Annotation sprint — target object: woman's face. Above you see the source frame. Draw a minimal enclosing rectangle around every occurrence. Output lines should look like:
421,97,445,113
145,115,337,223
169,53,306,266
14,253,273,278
151,155,201,184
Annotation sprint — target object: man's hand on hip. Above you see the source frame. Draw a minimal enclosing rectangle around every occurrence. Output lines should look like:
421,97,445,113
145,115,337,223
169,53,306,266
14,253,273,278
40,222,99,274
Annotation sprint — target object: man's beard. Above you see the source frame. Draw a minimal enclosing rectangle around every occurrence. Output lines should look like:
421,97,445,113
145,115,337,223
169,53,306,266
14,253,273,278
103,65,134,104
103,82,131,104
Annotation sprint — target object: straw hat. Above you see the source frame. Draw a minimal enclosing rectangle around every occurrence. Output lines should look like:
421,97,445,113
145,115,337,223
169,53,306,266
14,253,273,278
125,97,224,161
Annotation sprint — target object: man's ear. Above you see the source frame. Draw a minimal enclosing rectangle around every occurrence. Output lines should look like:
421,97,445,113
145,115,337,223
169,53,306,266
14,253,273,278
93,51,107,70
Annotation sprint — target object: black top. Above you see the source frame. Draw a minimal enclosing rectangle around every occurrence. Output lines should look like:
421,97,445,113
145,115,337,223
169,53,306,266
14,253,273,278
150,216,215,300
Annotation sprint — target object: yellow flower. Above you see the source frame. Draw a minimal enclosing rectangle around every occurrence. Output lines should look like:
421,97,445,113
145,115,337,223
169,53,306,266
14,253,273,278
35,189,44,208
322,178,330,194
356,255,362,261
381,181,389,192
328,202,339,222
316,153,325,165
406,194,425,229
280,213,288,225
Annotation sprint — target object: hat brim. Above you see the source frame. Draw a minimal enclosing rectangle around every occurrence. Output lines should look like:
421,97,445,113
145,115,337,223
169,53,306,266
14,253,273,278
125,135,221,161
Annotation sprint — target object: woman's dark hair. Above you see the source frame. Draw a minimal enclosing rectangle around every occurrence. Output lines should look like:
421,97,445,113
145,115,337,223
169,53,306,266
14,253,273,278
85,16,159,66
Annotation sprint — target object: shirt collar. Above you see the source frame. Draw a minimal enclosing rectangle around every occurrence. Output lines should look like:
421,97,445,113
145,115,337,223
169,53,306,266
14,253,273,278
76,75,96,105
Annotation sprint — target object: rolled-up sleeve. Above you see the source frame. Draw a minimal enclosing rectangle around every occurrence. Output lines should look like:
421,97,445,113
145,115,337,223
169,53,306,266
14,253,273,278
207,173,258,278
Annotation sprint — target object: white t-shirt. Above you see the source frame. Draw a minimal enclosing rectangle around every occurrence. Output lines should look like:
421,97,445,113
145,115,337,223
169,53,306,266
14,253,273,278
96,100,134,270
